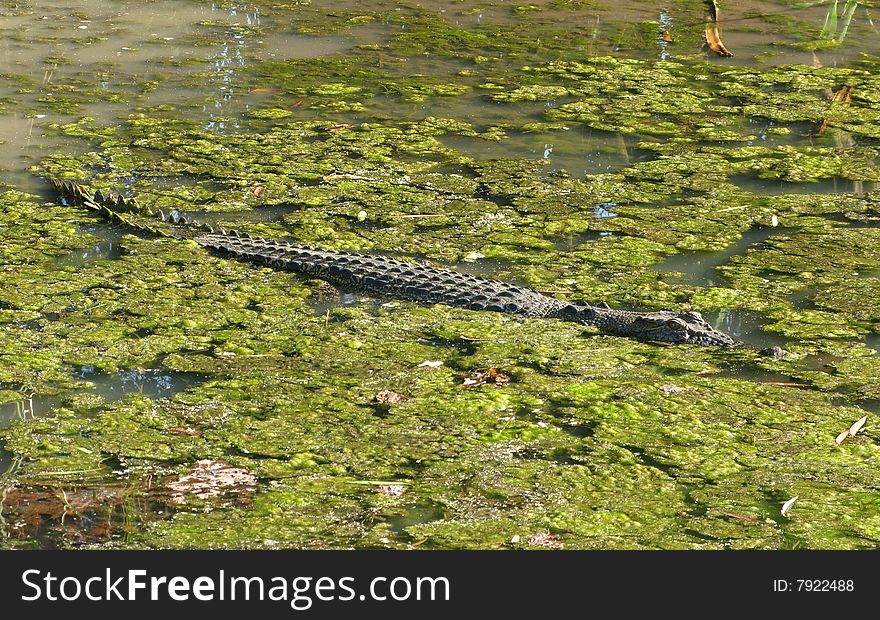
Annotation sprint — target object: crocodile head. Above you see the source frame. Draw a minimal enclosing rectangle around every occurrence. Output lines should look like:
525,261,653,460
562,305,737,346
622,310,737,346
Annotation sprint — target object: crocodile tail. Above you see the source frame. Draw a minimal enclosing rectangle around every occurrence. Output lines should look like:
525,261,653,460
51,179,221,240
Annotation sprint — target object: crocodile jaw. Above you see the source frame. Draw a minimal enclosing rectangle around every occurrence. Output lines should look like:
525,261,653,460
571,306,737,347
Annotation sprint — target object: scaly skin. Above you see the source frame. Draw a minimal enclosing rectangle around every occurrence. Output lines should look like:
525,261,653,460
52,180,738,347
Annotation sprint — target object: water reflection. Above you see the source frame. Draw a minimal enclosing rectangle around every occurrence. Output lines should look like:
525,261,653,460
656,226,787,287
0,367,202,432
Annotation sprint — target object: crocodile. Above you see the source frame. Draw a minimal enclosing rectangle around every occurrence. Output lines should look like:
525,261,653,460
52,180,738,347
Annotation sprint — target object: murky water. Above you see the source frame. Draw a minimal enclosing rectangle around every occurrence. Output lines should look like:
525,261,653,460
1,0,879,549
0,369,203,470
657,226,790,287
0,368,202,431
1,0,875,413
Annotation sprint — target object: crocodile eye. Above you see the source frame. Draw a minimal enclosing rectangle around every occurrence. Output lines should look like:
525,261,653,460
667,318,688,331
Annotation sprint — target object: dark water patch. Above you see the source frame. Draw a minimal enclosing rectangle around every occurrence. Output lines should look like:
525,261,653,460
0,367,203,431
867,333,880,355
553,230,605,253
803,351,848,373
78,366,202,399
704,308,789,351
0,393,64,433
311,292,386,317
717,364,806,387
786,283,823,312
0,439,17,479
385,501,445,536
439,125,641,177
622,444,674,475
415,337,477,357
656,226,788,287
731,174,876,196
451,256,519,279
56,224,127,266
853,398,880,416
824,212,880,229
181,204,296,226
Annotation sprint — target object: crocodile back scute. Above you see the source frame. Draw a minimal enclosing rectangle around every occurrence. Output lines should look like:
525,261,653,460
194,232,570,318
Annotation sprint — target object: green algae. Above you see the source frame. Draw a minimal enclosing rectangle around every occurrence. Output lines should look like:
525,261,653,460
3,3,880,550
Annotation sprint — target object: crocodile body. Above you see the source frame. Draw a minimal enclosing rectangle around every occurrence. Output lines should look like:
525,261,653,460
53,180,737,347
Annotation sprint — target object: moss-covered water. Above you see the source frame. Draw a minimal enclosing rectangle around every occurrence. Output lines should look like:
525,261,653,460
1,0,879,549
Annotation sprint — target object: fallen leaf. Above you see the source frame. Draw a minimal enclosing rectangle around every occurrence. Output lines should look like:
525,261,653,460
662,30,673,43
249,87,278,95
705,23,733,57
526,531,562,549
375,390,408,404
417,360,443,368
251,185,265,198
817,85,853,136
291,99,304,107
462,367,510,388
325,123,353,132
835,415,868,446
373,484,406,497
165,460,257,505
704,1,733,57
660,385,687,394
848,415,868,437
781,496,798,517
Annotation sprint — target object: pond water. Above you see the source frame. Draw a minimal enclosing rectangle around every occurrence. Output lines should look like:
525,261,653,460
1,0,879,550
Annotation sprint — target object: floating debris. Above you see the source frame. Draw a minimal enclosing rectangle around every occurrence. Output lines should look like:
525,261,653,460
417,360,444,368
373,484,407,496
375,390,408,404
835,415,868,446
817,85,853,137
462,367,510,388
165,460,257,506
781,496,798,517
705,0,733,57
526,531,563,548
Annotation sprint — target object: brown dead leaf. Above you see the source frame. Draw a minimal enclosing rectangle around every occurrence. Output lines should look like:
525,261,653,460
249,87,278,95
704,1,733,57
705,23,733,57
0,484,127,542
662,30,673,43
165,459,257,505
291,99,305,107
251,185,265,198
660,385,687,394
462,367,510,388
325,123,353,132
373,484,406,497
376,390,408,404
526,531,562,549
817,85,853,136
